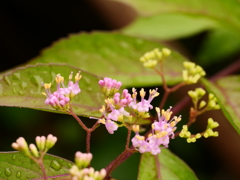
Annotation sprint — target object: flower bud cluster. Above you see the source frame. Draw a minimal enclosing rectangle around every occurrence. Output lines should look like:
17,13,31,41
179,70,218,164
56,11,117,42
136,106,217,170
12,134,57,157
188,88,220,111
98,78,160,134
98,77,122,98
180,118,219,143
182,61,206,84
204,118,219,138
131,107,181,155
179,125,202,143
43,71,81,111
206,93,220,110
69,151,106,180
140,48,171,68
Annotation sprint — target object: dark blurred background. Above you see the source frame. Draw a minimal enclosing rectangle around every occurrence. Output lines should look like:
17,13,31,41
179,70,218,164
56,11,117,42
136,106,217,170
0,1,240,180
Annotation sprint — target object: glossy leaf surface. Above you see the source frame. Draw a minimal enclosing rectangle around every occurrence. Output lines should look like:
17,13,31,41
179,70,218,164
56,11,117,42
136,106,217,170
138,149,197,180
0,152,73,180
29,32,185,87
123,13,217,40
0,63,103,117
116,0,240,39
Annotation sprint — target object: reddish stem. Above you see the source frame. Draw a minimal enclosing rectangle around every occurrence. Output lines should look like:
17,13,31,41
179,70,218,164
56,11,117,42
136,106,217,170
154,155,162,180
67,107,99,153
159,91,170,109
125,127,132,149
105,148,136,178
31,152,47,180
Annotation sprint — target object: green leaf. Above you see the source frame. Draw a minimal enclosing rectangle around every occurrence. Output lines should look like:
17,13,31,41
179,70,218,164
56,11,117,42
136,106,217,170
138,149,197,180
0,151,73,180
28,32,186,87
115,0,240,39
0,63,103,117
196,29,240,67
123,13,217,40
202,77,240,134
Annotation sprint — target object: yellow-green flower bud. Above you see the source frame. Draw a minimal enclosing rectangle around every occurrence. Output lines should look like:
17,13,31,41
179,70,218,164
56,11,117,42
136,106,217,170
12,137,31,156
187,137,196,143
29,144,39,158
195,133,202,139
162,48,171,57
143,60,158,68
199,100,206,109
196,88,206,96
75,151,93,168
36,136,46,151
207,118,219,129
132,125,140,133
182,61,206,84
140,47,171,68
45,134,57,151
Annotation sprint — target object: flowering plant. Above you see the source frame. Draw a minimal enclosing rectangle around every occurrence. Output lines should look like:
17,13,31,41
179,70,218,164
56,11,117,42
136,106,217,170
1,1,240,179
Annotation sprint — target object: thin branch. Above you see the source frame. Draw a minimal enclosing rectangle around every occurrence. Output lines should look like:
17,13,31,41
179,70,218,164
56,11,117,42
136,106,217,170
159,91,169,109
105,149,136,178
154,155,161,180
86,131,91,153
67,108,88,131
31,152,47,180
67,106,99,153
125,126,132,149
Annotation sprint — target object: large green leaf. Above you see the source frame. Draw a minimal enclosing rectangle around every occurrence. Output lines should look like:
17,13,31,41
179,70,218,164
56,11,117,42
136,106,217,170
202,77,240,134
114,0,240,39
28,32,186,87
0,63,103,117
138,149,197,180
0,152,73,180
123,13,217,40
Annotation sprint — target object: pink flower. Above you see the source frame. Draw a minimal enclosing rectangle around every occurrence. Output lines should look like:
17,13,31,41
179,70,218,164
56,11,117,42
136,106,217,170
43,72,81,110
131,107,181,155
131,134,150,153
129,88,159,112
105,120,118,134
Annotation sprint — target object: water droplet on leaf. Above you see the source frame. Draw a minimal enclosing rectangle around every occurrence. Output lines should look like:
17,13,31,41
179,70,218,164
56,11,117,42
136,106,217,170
5,168,12,177
21,82,27,89
50,160,62,171
87,87,93,92
12,88,17,94
16,171,21,178
3,76,11,85
18,91,24,95
13,73,21,80
68,163,72,168
83,77,90,85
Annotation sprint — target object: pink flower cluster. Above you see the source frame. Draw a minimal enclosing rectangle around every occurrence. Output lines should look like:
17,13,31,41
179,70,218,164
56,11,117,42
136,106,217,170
98,77,159,134
98,88,132,134
129,88,159,112
98,77,122,97
131,107,181,155
43,72,81,110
